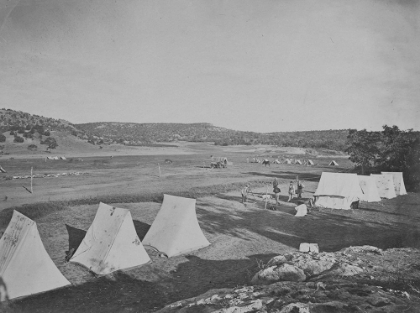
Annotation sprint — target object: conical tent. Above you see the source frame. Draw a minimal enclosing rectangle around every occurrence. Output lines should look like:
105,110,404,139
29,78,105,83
307,160,314,165
371,174,397,199
381,172,407,195
358,175,381,202
0,211,70,301
70,202,150,276
314,172,363,210
329,160,339,166
143,194,210,257
295,160,302,165
284,159,292,164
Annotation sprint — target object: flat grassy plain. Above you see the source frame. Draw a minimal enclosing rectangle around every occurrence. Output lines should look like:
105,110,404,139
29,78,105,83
1,142,419,313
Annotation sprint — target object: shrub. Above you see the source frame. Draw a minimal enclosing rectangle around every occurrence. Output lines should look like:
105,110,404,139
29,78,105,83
14,135,24,143
27,144,37,151
0,134,5,142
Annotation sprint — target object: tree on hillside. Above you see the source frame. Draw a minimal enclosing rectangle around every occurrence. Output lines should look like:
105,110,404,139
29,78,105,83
345,129,381,174
377,125,415,170
346,125,420,190
41,137,58,149
377,125,420,191
0,134,6,142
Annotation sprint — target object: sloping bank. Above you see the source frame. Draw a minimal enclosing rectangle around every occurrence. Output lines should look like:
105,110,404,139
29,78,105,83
0,179,270,230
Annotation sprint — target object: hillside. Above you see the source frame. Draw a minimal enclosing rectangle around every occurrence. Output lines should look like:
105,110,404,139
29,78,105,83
76,122,351,151
75,122,239,145
0,108,351,151
0,108,79,134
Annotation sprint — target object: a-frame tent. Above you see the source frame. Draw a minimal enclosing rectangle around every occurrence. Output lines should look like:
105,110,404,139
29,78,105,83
70,202,150,276
143,194,210,257
284,159,292,164
329,160,339,166
314,172,364,210
0,211,70,300
357,175,381,202
307,160,314,166
295,160,302,165
382,172,407,195
370,174,397,199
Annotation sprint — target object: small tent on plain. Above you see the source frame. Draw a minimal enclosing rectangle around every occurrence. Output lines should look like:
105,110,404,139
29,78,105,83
314,172,364,210
329,160,339,166
143,194,210,257
295,159,302,165
307,160,314,166
284,159,292,164
0,165,6,173
357,175,381,202
381,172,407,196
370,174,397,199
0,211,70,300
70,202,150,276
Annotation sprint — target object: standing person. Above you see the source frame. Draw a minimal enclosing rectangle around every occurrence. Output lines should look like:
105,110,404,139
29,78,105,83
297,180,305,199
241,184,251,204
272,178,281,204
287,181,295,202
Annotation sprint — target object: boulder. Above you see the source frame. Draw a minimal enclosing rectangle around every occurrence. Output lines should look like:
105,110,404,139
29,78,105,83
252,264,306,284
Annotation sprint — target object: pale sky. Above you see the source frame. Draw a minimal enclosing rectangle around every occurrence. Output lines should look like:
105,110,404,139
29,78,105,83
0,0,419,132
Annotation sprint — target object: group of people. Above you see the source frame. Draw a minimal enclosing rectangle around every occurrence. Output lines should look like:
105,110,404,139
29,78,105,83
274,179,304,203
241,179,305,204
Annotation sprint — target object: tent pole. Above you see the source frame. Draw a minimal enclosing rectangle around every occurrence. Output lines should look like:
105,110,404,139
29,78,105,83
31,167,33,193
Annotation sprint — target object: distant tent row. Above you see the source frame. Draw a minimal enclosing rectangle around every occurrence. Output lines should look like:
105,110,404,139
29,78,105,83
46,156,66,160
314,172,407,210
1,195,210,301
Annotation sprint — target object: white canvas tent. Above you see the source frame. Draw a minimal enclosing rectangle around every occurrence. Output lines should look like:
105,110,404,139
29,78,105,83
70,202,150,276
357,175,381,202
307,160,314,166
314,172,363,210
0,211,70,300
0,165,6,173
284,159,292,164
371,174,397,199
143,194,210,257
329,160,339,166
295,159,302,165
381,172,407,195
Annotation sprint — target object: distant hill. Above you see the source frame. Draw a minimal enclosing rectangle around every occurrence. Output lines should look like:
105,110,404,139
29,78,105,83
75,122,240,144
0,108,351,152
76,122,351,151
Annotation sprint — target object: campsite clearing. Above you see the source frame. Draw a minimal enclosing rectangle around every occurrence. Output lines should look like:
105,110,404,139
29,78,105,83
0,143,419,312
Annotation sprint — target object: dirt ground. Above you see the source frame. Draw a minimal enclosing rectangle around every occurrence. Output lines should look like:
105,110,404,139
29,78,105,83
1,143,419,312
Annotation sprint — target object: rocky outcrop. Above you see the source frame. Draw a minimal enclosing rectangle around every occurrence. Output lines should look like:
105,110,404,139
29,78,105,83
251,246,369,285
157,246,420,313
